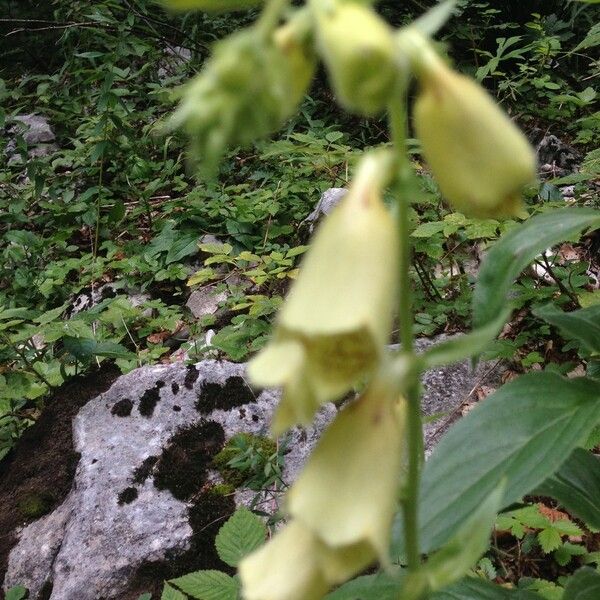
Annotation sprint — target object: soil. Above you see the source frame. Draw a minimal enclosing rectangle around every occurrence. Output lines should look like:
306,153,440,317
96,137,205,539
0,364,120,594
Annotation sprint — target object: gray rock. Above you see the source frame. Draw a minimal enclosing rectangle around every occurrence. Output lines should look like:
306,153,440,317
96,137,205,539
186,286,228,319
12,114,56,145
157,46,192,83
4,339,502,598
300,188,347,236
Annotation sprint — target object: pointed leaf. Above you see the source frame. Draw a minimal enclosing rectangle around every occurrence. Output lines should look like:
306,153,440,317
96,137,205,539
161,583,187,600
215,508,266,567
169,570,238,600
533,304,600,354
392,372,600,556
474,209,600,329
534,448,600,529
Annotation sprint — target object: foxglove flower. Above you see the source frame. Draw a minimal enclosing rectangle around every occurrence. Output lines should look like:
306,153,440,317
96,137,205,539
247,151,399,433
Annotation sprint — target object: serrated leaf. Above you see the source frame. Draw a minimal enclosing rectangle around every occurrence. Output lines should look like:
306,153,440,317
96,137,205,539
533,304,600,354
538,527,562,553
474,208,600,329
563,567,600,600
392,372,600,556
169,570,238,600
411,221,446,238
534,448,600,529
215,508,266,567
161,583,187,600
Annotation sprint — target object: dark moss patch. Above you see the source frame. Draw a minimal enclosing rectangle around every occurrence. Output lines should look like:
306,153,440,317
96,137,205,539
171,382,179,395
183,364,199,389
132,455,159,485
172,405,181,412
0,364,120,591
118,487,139,505
153,420,225,501
111,398,133,417
121,489,235,600
196,376,256,414
17,491,55,519
156,380,165,389
138,384,162,417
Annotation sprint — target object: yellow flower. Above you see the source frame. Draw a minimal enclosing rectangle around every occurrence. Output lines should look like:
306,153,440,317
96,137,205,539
405,31,536,218
287,378,406,568
247,151,399,433
162,0,262,12
311,0,396,115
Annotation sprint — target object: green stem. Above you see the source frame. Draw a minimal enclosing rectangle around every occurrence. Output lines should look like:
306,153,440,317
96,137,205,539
388,87,425,576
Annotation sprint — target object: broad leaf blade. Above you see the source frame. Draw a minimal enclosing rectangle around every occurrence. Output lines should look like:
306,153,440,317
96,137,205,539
161,583,187,600
473,209,600,329
562,567,600,600
424,484,504,591
169,570,238,600
534,448,600,529
325,573,400,600
215,507,266,567
533,304,600,354
392,372,600,556
431,577,543,600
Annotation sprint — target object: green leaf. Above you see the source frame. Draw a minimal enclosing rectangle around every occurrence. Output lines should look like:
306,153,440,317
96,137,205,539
325,573,401,600
161,583,187,600
473,209,600,329
563,568,600,600
424,484,504,591
430,577,543,600
215,508,266,567
392,372,600,556
411,221,446,238
169,570,238,600
5,586,28,600
534,448,600,529
533,304,600,354
421,308,512,368
538,527,562,553
63,337,133,360
137,594,152,600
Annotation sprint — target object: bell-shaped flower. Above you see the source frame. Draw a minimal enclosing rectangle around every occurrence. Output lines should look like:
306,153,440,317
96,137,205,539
286,376,406,569
166,19,315,176
311,0,396,115
239,521,329,600
162,0,262,12
402,30,536,218
247,151,399,434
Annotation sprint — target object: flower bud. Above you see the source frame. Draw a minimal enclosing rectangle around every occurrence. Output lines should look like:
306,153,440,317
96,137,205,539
287,378,406,568
311,0,396,115
166,22,314,177
411,41,536,218
162,0,262,12
247,151,399,433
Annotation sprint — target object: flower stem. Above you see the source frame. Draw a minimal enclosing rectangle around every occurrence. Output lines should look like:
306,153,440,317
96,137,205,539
388,86,425,576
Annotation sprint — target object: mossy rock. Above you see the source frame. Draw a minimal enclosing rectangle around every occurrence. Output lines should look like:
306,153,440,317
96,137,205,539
212,433,277,490
17,491,54,520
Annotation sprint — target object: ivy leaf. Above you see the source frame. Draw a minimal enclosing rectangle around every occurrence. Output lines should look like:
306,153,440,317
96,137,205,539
215,508,266,567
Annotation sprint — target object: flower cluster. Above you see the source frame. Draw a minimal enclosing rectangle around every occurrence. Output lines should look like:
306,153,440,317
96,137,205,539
239,149,406,600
